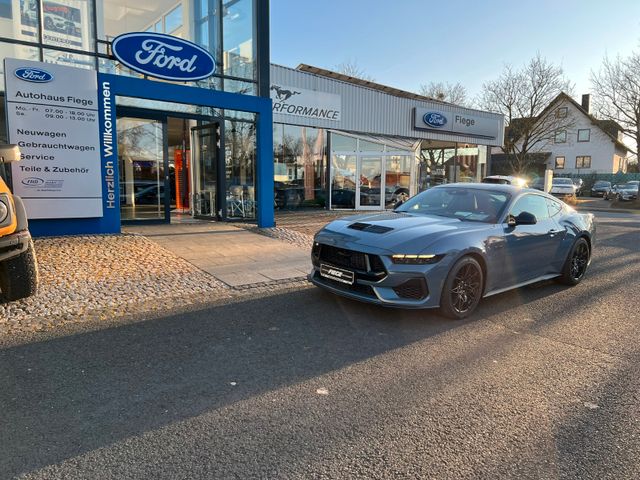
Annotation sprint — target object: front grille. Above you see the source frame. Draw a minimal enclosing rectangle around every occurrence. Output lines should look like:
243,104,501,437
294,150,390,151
319,245,368,271
393,278,429,300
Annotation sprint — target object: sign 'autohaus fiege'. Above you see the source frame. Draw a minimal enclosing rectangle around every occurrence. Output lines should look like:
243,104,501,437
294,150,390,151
271,84,342,121
414,107,500,139
111,32,216,81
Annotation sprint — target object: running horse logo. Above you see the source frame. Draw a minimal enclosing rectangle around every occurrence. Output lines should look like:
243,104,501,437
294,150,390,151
271,85,301,101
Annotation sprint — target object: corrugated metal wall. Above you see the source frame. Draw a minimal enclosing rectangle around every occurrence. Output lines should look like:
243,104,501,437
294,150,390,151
271,64,504,147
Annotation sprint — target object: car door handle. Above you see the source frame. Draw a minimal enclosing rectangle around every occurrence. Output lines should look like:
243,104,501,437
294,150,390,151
548,229,563,236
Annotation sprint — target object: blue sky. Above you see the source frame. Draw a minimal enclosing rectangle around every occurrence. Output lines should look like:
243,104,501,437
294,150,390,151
270,0,640,101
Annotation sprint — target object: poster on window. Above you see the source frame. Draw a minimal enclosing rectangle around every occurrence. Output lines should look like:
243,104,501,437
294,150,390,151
19,0,91,53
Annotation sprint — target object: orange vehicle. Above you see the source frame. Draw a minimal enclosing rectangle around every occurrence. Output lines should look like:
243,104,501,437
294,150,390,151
0,144,38,301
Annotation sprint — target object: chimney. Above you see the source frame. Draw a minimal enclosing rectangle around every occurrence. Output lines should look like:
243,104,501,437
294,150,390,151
581,94,591,114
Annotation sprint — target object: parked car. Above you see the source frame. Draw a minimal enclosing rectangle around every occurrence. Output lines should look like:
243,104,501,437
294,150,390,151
549,178,577,197
530,178,544,191
610,183,639,201
482,175,528,187
572,178,584,196
310,184,595,319
603,184,620,200
590,180,611,197
0,144,39,302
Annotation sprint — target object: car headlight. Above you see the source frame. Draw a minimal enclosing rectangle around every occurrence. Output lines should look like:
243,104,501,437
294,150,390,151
0,198,8,224
390,254,444,265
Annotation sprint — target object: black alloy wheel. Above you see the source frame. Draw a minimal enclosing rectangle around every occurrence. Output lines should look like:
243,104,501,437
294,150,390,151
559,237,590,286
440,256,484,320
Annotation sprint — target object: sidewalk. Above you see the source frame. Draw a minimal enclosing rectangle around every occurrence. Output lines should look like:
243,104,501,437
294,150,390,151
123,223,311,288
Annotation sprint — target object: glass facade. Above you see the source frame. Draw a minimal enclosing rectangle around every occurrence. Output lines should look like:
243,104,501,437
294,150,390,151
0,0,259,93
273,123,327,209
330,133,413,210
418,144,487,190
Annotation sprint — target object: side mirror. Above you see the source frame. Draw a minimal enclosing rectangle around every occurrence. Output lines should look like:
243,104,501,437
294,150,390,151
507,211,537,227
394,199,404,208
0,144,20,163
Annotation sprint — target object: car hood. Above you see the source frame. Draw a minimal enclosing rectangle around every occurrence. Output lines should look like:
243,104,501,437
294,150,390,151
315,212,491,253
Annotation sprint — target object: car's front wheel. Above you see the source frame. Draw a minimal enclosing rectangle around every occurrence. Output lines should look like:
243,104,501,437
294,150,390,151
440,256,484,320
558,237,590,286
0,240,39,302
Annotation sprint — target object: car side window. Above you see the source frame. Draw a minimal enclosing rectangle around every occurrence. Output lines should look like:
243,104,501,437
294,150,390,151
546,198,563,217
509,194,550,221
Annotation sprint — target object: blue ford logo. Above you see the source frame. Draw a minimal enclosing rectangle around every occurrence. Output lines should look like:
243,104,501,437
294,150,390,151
423,112,448,128
21,177,45,187
111,32,216,81
14,67,54,83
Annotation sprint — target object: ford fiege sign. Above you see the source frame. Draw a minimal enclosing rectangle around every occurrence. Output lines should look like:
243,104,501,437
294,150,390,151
111,32,216,81
14,67,54,83
414,107,500,139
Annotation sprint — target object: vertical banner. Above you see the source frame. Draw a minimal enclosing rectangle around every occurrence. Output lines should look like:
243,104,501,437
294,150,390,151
96,74,121,232
4,58,103,219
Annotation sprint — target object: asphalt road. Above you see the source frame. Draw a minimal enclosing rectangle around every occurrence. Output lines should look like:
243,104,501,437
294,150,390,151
1,212,639,479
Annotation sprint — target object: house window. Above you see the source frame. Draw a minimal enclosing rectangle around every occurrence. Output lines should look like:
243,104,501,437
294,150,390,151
577,129,590,142
576,156,591,169
555,156,565,169
556,107,568,118
554,130,567,143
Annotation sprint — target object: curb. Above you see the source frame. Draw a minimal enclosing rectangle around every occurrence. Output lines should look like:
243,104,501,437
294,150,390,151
576,207,640,215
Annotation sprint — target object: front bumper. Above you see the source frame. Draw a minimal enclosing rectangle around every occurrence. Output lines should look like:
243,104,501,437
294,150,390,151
0,229,30,262
309,242,450,309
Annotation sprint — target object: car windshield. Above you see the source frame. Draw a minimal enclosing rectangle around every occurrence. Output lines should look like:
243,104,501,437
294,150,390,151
553,178,573,185
395,187,510,223
594,181,611,187
619,183,638,190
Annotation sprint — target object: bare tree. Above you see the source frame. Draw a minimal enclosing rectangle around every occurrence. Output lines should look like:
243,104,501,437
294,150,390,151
419,81,467,105
478,54,575,174
591,52,640,157
335,60,375,82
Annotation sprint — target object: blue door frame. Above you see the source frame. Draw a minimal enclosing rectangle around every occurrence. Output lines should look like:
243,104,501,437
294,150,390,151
28,73,274,237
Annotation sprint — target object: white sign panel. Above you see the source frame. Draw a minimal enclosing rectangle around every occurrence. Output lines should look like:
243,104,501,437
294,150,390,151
5,58,102,219
271,84,341,121
414,107,500,139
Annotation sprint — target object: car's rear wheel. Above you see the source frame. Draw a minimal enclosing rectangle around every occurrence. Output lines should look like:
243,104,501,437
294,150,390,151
558,237,590,286
440,256,484,320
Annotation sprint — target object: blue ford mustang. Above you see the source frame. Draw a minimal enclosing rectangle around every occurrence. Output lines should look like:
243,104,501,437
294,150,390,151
309,184,595,319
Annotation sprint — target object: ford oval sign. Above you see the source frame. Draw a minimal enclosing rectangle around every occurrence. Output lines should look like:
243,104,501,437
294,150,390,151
111,32,216,81
14,67,54,83
423,112,448,128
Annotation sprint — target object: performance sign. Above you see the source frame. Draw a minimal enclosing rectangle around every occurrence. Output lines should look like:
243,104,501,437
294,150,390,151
4,58,103,219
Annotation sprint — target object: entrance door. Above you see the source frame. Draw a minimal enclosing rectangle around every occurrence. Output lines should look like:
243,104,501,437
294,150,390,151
191,123,222,219
117,117,169,222
357,156,384,210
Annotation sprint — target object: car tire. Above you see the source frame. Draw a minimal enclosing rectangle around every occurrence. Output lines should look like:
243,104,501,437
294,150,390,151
440,256,484,320
558,237,590,286
0,240,39,302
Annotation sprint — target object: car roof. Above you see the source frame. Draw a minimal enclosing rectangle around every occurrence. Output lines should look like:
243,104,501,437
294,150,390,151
433,182,526,195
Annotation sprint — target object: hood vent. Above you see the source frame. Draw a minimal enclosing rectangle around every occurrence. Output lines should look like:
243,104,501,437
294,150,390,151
348,222,393,234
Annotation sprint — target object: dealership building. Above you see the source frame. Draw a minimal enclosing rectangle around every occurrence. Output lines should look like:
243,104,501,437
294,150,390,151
0,0,504,236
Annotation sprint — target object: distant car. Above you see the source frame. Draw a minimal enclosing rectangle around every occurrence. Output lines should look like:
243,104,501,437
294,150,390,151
549,178,577,197
530,178,544,191
310,184,596,319
611,183,639,201
572,178,584,196
603,184,621,201
590,181,611,197
482,175,528,187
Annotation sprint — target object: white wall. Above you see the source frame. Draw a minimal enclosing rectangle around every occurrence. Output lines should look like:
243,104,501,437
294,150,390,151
524,100,624,174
